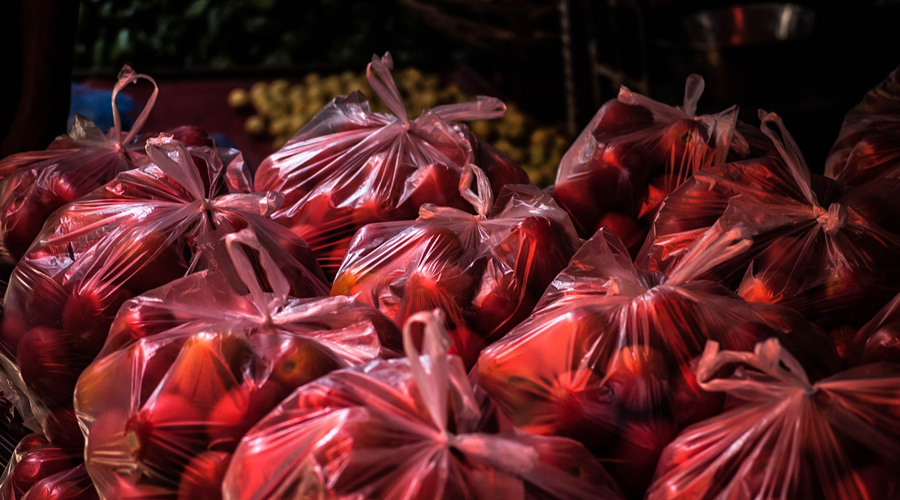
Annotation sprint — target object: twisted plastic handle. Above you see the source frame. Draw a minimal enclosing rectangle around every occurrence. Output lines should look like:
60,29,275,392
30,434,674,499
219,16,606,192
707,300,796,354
367,53,410,127
432,96,507,122
225,228,291,319
402,310,453,433
758,110,818,207
697,338,814,395
145,135,208,200
459,164,493,217
666,225,753,285
111,65,159,147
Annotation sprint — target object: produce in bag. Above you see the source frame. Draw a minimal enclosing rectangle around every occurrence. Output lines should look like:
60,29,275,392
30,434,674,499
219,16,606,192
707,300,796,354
332,165,580,367
0,379,27,470
1,135,325,444
0,66,212,269
476,228,839,497
638,111,900,337
74,229,401,499
826,64,900,185
648,338,900,500
0,434,96,500
552,75,739,252
850,291,900,365
254,52,528,277
223,309,625,500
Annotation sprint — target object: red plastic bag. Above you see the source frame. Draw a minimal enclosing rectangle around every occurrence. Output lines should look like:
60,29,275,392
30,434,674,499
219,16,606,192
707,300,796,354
648,338,900,500
254,53,528,277
552,75,739,252
223,309,625,500
0,136,325,444
0,434,95,500
0,66,212,268
638,112,900,336
332,165,580,367
475,228,839,496
74,229,400,499
826,65,900,185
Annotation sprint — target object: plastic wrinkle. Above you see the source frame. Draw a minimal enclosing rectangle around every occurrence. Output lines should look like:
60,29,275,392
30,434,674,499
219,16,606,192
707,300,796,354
222,311,624,500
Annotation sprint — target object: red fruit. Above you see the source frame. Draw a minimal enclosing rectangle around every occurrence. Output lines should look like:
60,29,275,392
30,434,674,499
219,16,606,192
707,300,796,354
124,393,207,476
168,126,213,148
656,119,711,172
120,230,188,293
446,325,487,370
206,381,288,451
21,464,99,500
16,327,87,408
471,278,522,341
17,434,49,454
609,417,678,496
552,181,604,237
403,162,466,212
137,340,185,406
177,451,230,500
43,170,103,205
22,275,68,327
61,286,132,353
108,301,178,351
669,361,724,427
597,212,644,255
837,463,899,499
8,445,79,498
605,345,670,413
270,338,342,390
4,198,51,260
549,371,618,452
841,134,900,185
42,409,82,449
591,100,654,138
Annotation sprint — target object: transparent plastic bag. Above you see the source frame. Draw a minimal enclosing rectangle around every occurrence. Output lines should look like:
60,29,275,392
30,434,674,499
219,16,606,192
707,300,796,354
475,228,839,497
332,165,580,367
639,112,900,337
826,65,900,185
74,229,400,499
648,338,900,500
0,66,212,268
552,75,739,253
254,53,528,277
0,434,93,500
0,136,326,445
223,309,625,500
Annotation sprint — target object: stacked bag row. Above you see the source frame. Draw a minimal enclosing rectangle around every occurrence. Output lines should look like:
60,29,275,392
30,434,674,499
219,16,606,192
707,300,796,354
0,53,899,499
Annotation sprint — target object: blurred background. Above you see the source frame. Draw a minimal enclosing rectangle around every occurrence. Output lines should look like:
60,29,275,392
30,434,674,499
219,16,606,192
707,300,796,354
6,0,900,181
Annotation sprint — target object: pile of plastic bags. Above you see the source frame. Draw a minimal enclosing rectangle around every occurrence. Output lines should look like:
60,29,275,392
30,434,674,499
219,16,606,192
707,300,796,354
1,55,899,500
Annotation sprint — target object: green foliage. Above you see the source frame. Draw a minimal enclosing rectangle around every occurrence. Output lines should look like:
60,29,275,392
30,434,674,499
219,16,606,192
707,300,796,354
74,0,462,70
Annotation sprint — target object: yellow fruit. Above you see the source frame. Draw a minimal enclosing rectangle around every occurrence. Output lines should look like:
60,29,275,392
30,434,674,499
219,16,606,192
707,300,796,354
228,88,250,109
245,116,266,136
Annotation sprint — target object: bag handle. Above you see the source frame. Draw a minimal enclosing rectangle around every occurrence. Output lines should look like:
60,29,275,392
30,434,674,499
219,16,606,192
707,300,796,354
697,338,814,395
224,228,291,320
459,164,493,218
367,53,410,127
758,110,818,207
431,96,507,122
111,65,159,148
666,224,753,285
145,135,209,201
402,310,454,434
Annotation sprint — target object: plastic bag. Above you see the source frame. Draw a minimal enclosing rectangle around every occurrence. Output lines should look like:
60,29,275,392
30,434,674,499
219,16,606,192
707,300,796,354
74,229,401,499
552,75,739,253
0,136,326,444
0,66,212,268
332,165,580,367
475,228,839,496
223,309,625,500
0,434,95,500
639,112,900,337
850,291,900,365
826,65,900,185
254,53,528,277
648,338,900,500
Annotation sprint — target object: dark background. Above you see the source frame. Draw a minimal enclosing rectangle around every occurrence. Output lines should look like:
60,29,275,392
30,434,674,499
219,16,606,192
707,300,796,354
6,0,900,171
